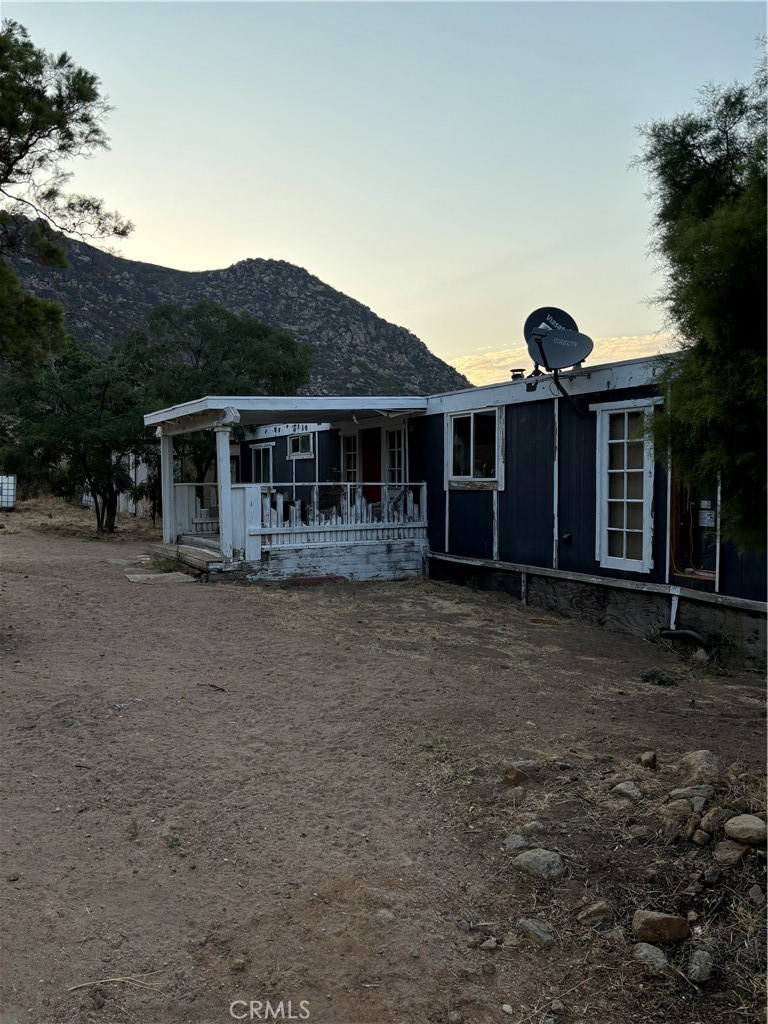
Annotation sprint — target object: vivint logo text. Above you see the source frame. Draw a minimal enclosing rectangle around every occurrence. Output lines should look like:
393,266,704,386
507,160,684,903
230,1000,310,1020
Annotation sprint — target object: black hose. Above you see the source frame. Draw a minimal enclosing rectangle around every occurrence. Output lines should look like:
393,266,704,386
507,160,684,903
659,628,711,651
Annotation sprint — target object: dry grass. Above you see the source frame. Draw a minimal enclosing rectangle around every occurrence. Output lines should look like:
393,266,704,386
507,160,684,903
0,496,162,541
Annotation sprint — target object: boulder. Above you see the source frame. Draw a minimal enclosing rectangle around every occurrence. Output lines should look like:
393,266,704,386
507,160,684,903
688,949,714,984
502,834,527,853
640,751,657,769
611,781,642,802
633,943,670,975
712,839,750,865
724,814,767,846
700,806,731,834
632,910,690,943
678,750,720,787
512,849,565,882
669,785,716,800
517,918,555,949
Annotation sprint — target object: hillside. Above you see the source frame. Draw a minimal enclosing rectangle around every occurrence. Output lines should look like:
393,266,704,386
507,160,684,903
7,239,470,396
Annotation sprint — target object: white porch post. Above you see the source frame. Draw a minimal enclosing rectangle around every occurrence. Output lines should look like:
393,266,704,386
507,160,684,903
158,428,176,545
214,407,239,561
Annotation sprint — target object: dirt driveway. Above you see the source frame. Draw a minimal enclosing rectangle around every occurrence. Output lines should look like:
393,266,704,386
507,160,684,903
1,523,765,1024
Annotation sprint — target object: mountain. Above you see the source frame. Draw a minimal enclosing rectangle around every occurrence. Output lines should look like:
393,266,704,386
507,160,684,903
7,238,470,396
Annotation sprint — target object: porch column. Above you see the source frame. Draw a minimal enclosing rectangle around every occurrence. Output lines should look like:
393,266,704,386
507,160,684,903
214,407,239,561
157,427,176,545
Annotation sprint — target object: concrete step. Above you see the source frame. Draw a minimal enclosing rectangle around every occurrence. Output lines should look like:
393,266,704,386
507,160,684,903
149,542,227,573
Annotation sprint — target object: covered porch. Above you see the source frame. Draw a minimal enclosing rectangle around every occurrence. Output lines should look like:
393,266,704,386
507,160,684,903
144,396,429,581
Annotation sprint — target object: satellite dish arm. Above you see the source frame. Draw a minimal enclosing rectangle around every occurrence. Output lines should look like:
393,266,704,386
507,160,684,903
552,369,588,418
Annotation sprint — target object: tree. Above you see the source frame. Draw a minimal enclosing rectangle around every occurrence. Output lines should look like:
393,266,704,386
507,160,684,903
0,19,132,367
0,339,152,532
127,299,313,481
635,57,767,551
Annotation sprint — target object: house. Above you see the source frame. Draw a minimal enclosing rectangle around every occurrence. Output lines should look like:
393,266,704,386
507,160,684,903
144,356,766,662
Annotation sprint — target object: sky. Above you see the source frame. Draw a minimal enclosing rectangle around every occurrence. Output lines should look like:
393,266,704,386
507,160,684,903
5,1,765,384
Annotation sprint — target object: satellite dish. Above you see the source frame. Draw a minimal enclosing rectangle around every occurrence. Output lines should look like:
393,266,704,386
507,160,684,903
523,307,578,344
532,328,594,371
523,306,592,370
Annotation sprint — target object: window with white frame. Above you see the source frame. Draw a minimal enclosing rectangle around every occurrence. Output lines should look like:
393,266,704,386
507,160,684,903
341,435,358,482
449,410,498,481
386,428,405,483
287,432,313,459
251,444,273,484
594,400,656,572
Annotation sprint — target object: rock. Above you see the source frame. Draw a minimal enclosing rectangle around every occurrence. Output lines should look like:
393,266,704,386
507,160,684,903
713,839,749,865
502,834,527,852
512,849,565,882
669,785,716,800
503,767,530,786
455,919,471,933
748,885,765,906
230,958,246,972
692,830,711,846
724,814,767,846
519,820,543,836
633,943,670,975
703,866,722,885
513,760,538,774
606,926,626,948
727,797,751,814
688,949,714,984
479,937,498,950
691,797,708,814
701,807,731,834
577,901,613,928
501,785,527,805
611,781,642,802
502,1006,514,1016
518,918,555,949
640,751,657,769
376,909,395,923
448,1012,463,1024
6,873,19,883
481,963,496,976
665,798,693,816
685,814,702,839
678,750,720,787
550,999,566,1015
632,910,690,943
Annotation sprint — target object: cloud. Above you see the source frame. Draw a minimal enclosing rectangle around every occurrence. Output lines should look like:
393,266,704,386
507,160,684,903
452,333,679,386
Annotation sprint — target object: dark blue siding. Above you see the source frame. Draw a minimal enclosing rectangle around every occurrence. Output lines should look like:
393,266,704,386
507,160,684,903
448,490,494,559
555,397,595,572
420,416,446,553
498,401,553,566
719,543,767,601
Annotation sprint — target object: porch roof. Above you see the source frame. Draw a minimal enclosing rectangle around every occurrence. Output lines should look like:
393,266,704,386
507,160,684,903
144,395,428,434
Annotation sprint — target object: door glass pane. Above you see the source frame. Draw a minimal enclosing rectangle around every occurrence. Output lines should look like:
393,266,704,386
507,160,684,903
608,474,624,499
452,417,471,476
608,502,624,528
609,444,624,470
626,441,644,469
608,531,624,557
626,532,643,560
609,413,625,441
626,503,643,530
627,411,644,437
626,472,643,499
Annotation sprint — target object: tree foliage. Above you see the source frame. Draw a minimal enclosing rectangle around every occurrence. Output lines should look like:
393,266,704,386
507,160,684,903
126,299,313,481
0,19,132,368
0,339,152,532
0,299,312,529
0,18,132,254
635,58,767,550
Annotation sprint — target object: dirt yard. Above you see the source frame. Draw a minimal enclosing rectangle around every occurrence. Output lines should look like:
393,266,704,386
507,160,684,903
1,503,765,1024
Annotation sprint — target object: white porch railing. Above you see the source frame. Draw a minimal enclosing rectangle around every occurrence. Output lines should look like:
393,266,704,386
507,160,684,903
172,481,428,560
173,483,221,538
231,482,427,561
